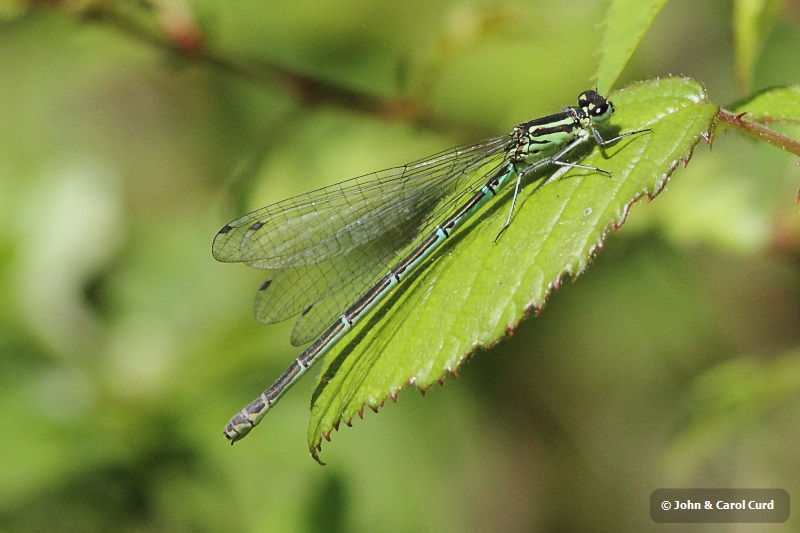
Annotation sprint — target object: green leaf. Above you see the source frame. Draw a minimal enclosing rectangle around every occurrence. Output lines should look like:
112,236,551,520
308,77,719,460
594,0,668,94
732,0,786,93
731,85,800,123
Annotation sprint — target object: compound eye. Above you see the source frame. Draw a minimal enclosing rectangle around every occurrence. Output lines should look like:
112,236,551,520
592,103,609,116
578,90,614,121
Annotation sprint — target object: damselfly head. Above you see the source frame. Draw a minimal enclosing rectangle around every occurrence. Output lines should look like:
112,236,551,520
578,90,614,122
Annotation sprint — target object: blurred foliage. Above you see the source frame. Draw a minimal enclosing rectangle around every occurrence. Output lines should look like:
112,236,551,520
0,0,798,531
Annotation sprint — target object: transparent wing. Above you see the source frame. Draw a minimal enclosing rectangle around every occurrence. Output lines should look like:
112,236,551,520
258,237,411,346
214,135,511,345
253,206,429,342
213,137,509,266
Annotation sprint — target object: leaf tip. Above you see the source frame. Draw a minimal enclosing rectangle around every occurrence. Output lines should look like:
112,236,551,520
309,442,327,466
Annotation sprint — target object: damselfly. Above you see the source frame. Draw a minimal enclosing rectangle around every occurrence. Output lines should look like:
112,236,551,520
214,90,648,443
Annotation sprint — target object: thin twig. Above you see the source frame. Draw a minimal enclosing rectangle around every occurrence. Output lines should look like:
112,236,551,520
717,109,800,158
78,2,462,133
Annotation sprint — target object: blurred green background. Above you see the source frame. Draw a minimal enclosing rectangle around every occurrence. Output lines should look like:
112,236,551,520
1,0,799,531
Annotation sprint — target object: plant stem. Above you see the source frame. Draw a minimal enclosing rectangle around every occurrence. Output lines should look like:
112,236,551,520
718,109,800,158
